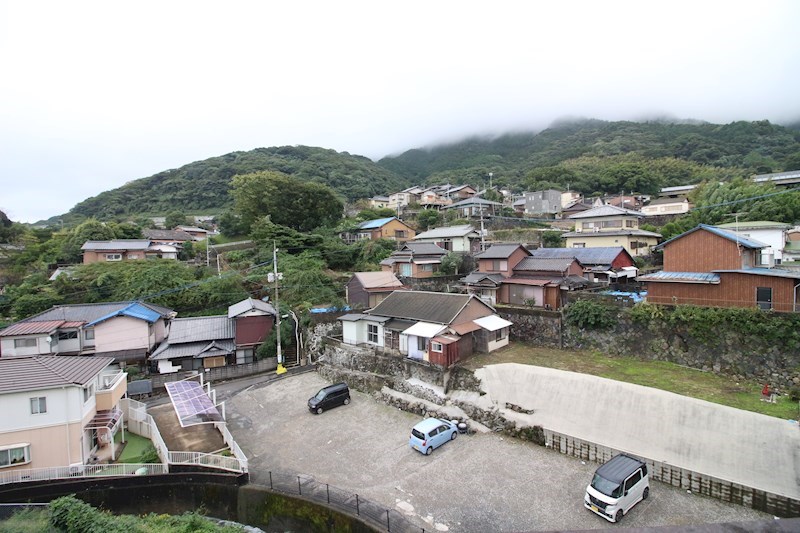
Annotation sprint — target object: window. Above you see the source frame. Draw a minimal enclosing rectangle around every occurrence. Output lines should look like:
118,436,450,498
128,253,139,259
394,230,407,239
417,337,427,351
420,264,433,272
756,287,772,310
30,397,47,414
602,220,622,228
572,243,585,248
624,471,642,491
625,220,635,228
367,324,378,344
84,329,95,341
83,384,94,403
582,222,595,230
0,444,31,468
431,342,443,352
105,253,122,261
14,338,37,348
496,328,507,342
491,260,508,271
58,331,78,341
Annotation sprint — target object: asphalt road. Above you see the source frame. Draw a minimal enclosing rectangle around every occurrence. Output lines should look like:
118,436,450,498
225,371,773,532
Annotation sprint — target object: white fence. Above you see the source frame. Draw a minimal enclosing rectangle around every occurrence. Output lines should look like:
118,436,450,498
0,463,167,485
168,451,243,473
215,422,249,473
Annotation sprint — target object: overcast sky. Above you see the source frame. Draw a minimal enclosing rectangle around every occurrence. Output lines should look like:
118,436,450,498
1,1,798,223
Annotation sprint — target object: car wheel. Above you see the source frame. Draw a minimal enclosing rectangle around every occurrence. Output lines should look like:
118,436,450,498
316,407,323,414
614,510,623,523
643,487,649,500
450,431,457,440
425,446,432,455
344,398,350,405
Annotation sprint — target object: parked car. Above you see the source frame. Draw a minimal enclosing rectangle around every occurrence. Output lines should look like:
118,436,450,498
308,383,350,414
584,453,650,523
408,418,458,455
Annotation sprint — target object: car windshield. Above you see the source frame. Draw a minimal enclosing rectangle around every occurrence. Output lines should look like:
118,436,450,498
591,474,622,498
314,390,327,401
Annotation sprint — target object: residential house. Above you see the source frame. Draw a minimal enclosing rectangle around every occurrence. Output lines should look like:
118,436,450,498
445,185,477,201
0,356,127,470
561,200,593,218
562,205,661,257
380,243,449,278
418,188,452,209
143,228,195,245
714,221,791,265
175,226,209,241
461,244,531,304
642,196,691,216
341,217,416,244
346,272,404,308
638,224,800,312
523,190,563,217
149,298,276,373
0,301,174,364
604,195,644,211
388,187,423,211
752,169,800,188
443,197,503,219
338,291,512,366
501,256,587,309
528,246,637,284
81,240,178,263
412,225,482,253
368,196,390,209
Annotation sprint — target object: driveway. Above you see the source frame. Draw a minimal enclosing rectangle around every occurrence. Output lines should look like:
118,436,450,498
225,372,771,532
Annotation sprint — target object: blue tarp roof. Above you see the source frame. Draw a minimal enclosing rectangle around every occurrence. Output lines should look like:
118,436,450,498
86,302,162,326
358,217,396,230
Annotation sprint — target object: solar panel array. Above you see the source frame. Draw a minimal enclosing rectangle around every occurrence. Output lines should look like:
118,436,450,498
165,379,223,427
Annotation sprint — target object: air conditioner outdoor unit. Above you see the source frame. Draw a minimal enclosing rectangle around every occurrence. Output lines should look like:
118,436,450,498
575,227,582,233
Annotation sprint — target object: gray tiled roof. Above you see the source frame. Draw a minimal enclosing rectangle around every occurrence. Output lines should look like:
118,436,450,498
150,339,235,361
144,229,194,241
81,239,152,250
367,291,486,324
13,301,174,326
515,257,579,273
529,247,629,267
568,205,644,219
475,244,529,260
400,243,448,255
228,298,277,318
0,356,115,394
461,272,505,285
167,316,234,344
414,225,478,240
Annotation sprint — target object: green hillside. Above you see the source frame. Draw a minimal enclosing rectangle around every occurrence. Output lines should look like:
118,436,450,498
64,146,410,222
378,119,800,195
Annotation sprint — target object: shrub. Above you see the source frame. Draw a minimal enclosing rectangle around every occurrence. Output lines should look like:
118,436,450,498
565,299,617,330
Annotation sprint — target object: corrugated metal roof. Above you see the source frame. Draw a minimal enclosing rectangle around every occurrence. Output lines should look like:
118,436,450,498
352,272,404,290
167,316,234,344
475,244,529,259
414,225,478,240
357,217,397,230
568,205,644,219
81,239,152,251
502,278,553,286
0,356,115,394
715,221,791,230
712,268,800,280
12,301,174,326
636,271,720,283
530,246,629,267
562,229,662,238
444,197,502,209
0,320,64,337
367,291,489,324
227,298,277,318
473,315,513,332
86,302,162,327
515,257,578,273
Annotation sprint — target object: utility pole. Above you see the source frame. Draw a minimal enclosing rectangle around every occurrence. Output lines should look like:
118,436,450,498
272,243,286,374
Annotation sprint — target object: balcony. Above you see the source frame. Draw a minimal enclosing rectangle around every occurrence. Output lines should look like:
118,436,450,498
95,370,127,411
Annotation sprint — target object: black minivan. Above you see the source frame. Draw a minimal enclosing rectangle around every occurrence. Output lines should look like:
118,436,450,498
308,383,350,414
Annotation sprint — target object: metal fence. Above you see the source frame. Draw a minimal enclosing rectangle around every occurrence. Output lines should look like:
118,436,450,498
252,470,426,533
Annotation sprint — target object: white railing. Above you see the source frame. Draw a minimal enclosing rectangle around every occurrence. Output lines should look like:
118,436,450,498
0,463,167,485
168,451,244,473
215,422,248,473
146,414,170,464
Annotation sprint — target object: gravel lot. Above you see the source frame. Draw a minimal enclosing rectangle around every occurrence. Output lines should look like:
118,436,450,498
226,371,772,532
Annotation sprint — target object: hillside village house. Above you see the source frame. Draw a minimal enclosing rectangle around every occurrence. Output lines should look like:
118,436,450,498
388,187,423,211
714,221,791,265
522,189,563,217
638,224,800,312
81,240,179,263
443,197,503,219
149,298,276,373
338,291,512,367
412,225,482,253
501,256,587,309
642,196,691,216
460,243,531,305
143,228,195,245
0,301,174,364
175,226,210,240
0,356,127,470
380,243,449,278
562,205,661,257
368,196,390,209
341,217,415,244
528,246,637,283
346,272,404,308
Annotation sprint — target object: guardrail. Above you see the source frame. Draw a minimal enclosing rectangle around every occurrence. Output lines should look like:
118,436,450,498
216,422,248,473
168,451,243,473
0,463,167,485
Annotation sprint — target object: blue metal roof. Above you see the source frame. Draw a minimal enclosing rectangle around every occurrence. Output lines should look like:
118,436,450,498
636,271,720,284
86,302,162,326
658,224,767,250
358,217,397,230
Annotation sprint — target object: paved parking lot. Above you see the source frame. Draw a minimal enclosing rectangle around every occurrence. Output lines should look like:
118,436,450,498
226,372,772,532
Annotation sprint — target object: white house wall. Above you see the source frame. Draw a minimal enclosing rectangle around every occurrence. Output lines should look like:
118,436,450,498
0,335,53,357
342,321,362,345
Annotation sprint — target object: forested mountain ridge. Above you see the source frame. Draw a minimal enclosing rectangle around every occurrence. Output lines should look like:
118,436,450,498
378,119,800,195
57,119,800,224
64,146,410,223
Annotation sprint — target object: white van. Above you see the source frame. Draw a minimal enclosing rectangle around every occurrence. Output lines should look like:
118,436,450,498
584,454,649,523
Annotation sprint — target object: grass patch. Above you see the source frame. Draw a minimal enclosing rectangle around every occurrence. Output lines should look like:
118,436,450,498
116,431,153,463
0,507,52,533
465,343,800,420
